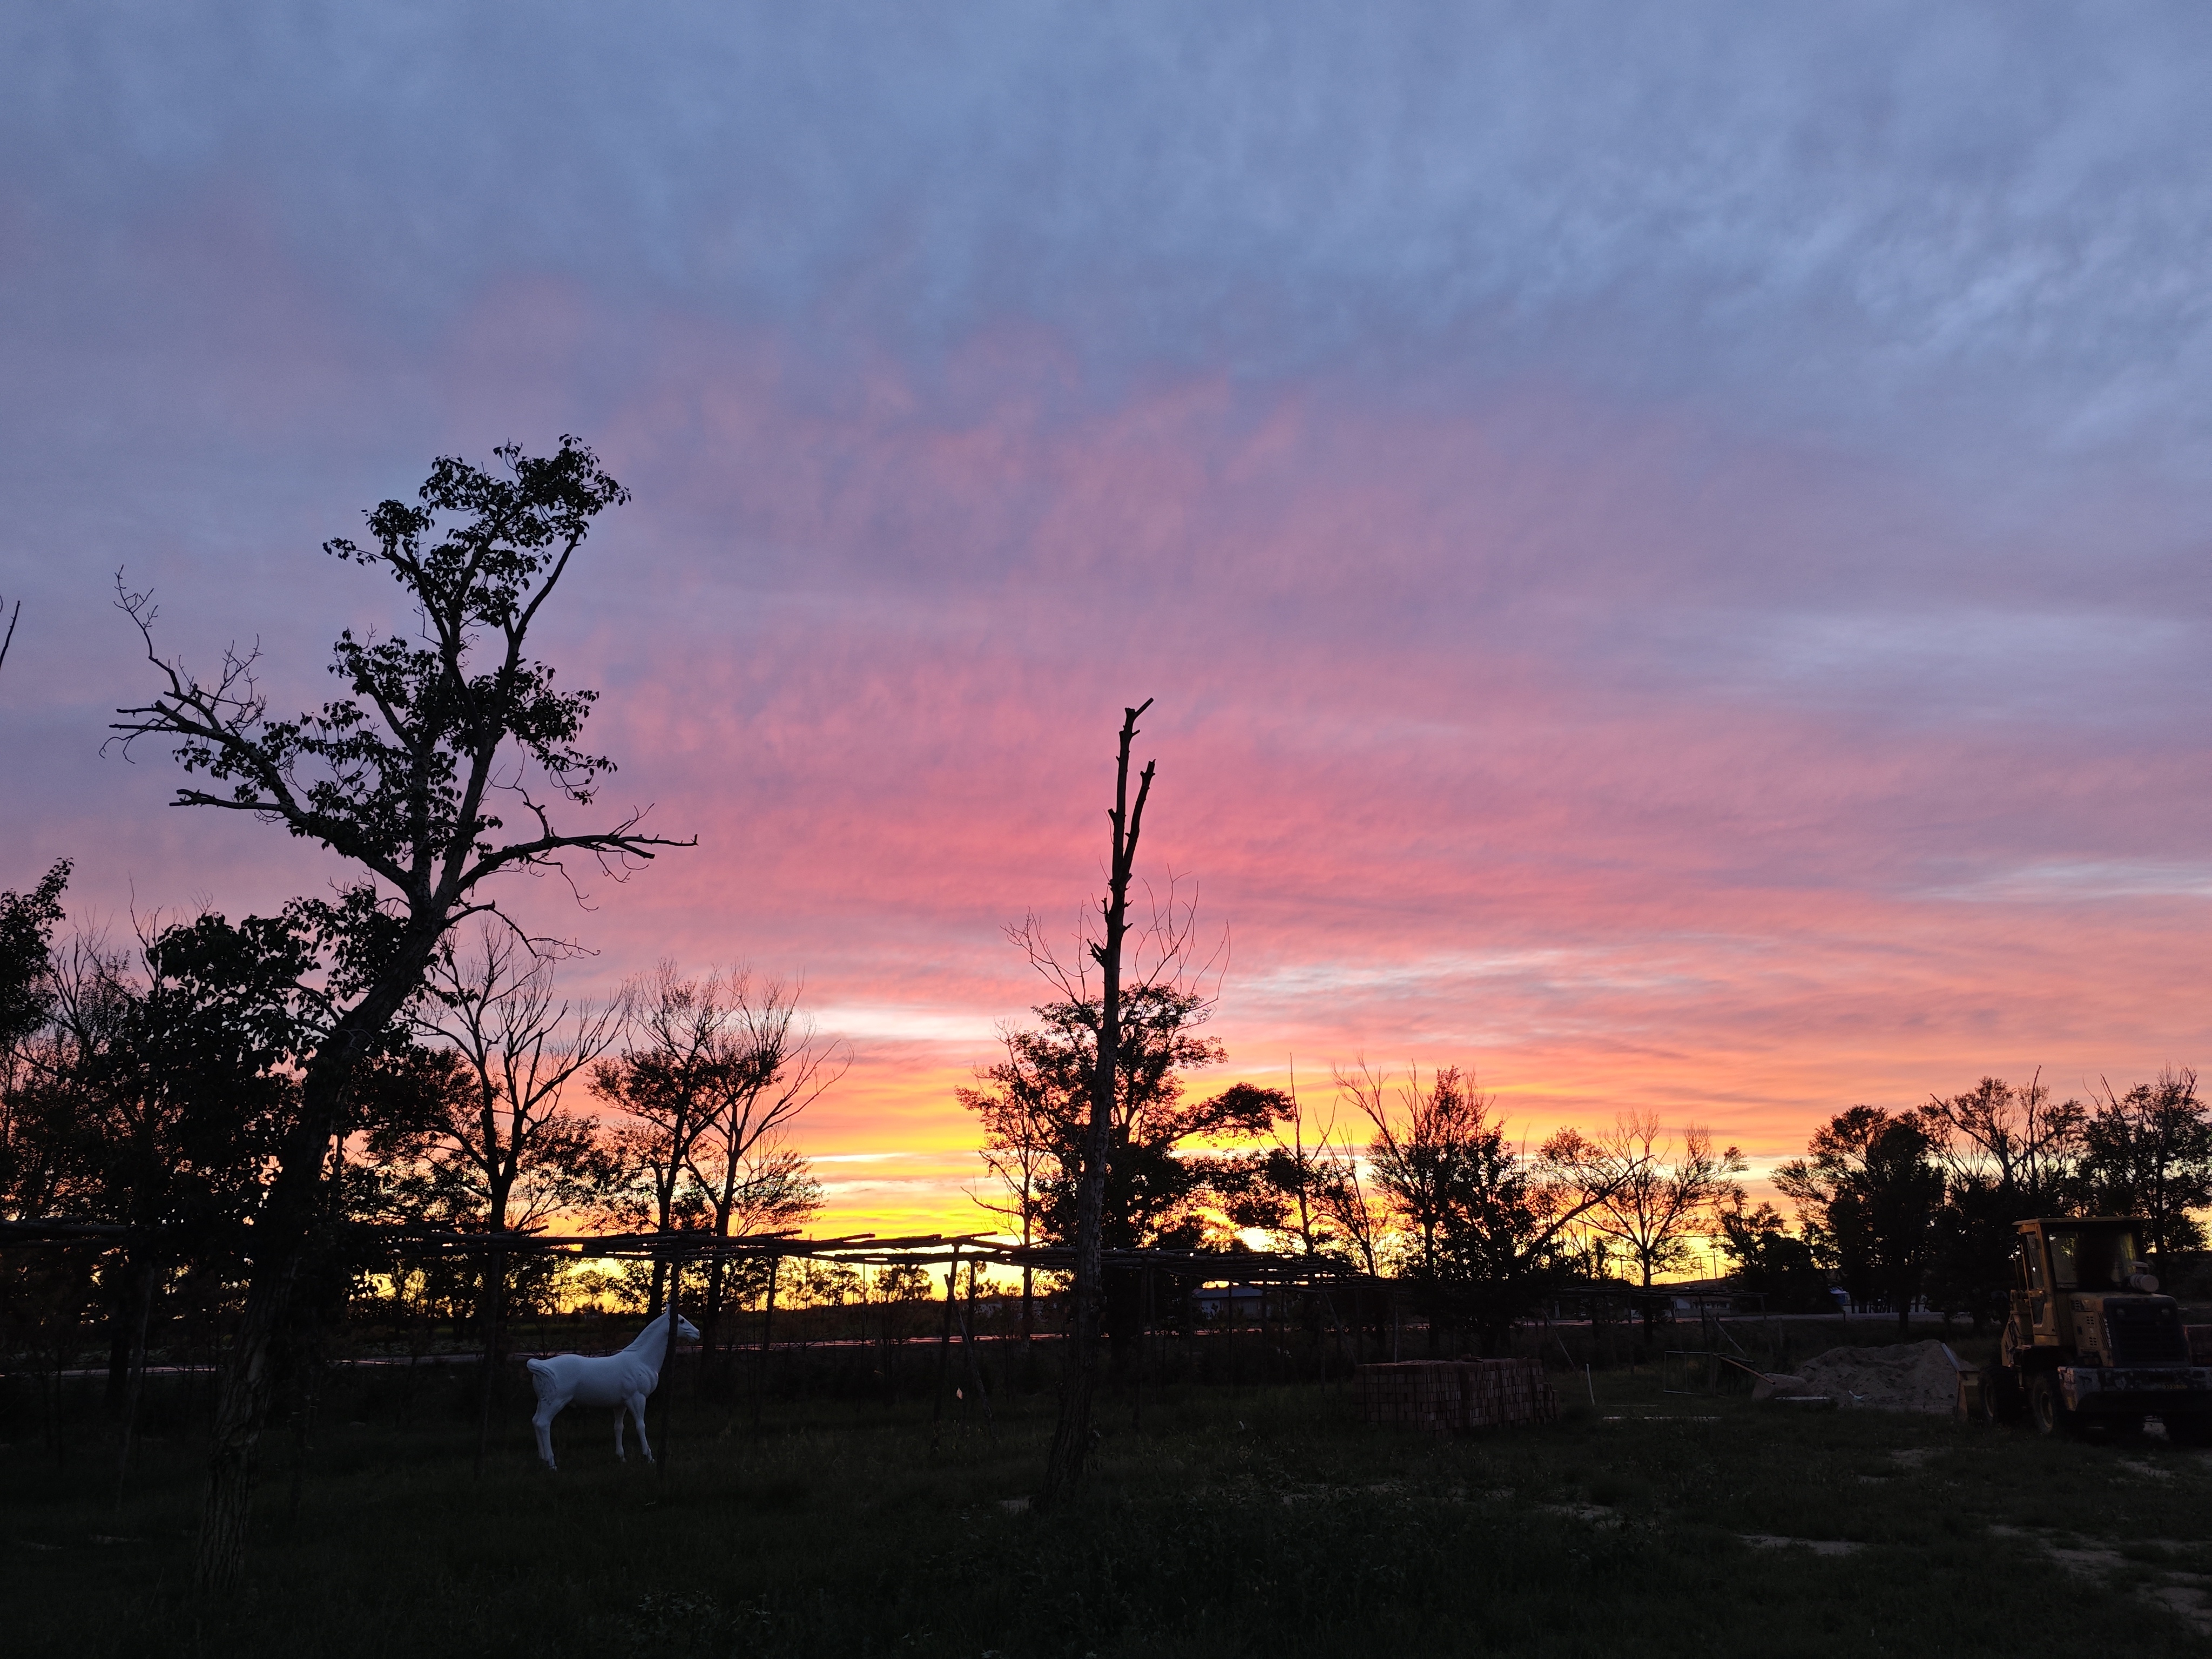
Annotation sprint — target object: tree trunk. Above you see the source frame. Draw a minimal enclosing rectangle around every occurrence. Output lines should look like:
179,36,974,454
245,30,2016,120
195,1273,281,1592
112,1258,156,1506
194,948,430,1594
1042,702,1153,1506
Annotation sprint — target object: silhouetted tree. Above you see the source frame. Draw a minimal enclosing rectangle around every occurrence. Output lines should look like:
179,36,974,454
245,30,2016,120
1551,1112,1743,1333
966,1051,1056,1366
399,925,629,1237
0,861,68,1056
109,437,686,1590
1347,1064,1628,1351
593,965,835,1332
1042,700,1155,1505
965,978,1285,1362
593,965,745,1308
2079,1068,2212,1259
1230,1074,1355,1260
1775,1106,1944,1332
682,979,840,1376
1921,1075,2085,1328
1714,1200,1833,1312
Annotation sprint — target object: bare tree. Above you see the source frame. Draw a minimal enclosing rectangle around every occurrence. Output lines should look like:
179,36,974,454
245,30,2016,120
1313,1121,1384,1278
1922,1073,2082,1215
1337,1062,1466,1288
1548,1113,1742,1335
682,977,844,1371
107,440,688,1589
965,1046,1057,1367
592,965,741,1311
1041,699,1155,1505
0,595,19,675
1253,1070,1339,1258
2080,1069,2212,1259
684,977,844,1239
591,965,838,1317
414,924,628,1236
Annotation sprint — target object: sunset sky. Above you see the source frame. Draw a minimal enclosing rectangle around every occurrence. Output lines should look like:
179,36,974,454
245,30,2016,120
5,6,2211,1238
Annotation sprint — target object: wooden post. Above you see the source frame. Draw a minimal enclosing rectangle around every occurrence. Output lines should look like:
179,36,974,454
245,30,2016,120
933,1249,960,1424
1229,1280,1240,1395
474,1245,503,1478
960,1258,995,1439
657,1264,678,1476
753,1253,778,1437
1132,1266,1152,1431
1020,1259,1035,1393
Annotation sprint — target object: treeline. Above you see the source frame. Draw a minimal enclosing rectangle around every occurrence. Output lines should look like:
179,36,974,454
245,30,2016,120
0,864,844,1381
965,976,2211,1343
1759,1076,2212,1328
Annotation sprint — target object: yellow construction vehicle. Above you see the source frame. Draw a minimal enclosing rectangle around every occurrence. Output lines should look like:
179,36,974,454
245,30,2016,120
1982,1217,2212,1440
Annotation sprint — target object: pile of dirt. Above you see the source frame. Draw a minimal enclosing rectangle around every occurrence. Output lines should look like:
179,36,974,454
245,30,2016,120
1789,1341,1963,1413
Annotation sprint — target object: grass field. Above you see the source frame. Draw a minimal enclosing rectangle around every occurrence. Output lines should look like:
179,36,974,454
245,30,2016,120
10,1359,2212,1658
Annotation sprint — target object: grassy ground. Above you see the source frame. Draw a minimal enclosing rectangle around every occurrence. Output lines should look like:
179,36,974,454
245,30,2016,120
9,1364,2212,1658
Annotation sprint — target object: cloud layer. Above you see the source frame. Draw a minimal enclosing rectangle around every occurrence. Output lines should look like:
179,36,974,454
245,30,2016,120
4,4,2210,1232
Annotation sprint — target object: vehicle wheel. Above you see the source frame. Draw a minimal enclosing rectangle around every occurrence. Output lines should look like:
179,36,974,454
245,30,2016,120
2163,1414,2212,1447
2027,1372,2077,1438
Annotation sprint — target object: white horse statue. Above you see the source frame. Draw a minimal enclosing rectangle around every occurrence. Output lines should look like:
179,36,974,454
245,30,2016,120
526,1309,700,1471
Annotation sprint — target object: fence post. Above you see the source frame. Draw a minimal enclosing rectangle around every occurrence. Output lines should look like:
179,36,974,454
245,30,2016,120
474,1245,503,1478
753,1252,778,1438
658,1265,678,1477
932,1247,960,1424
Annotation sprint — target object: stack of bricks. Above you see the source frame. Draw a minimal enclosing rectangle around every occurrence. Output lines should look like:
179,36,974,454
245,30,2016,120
1356,1358,1559,1433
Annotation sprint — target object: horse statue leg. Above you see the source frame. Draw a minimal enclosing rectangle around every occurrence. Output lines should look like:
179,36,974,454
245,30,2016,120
532,1404,559,1471
526,1364,564,1471
615,1405,628,1461
629,1392,656,1464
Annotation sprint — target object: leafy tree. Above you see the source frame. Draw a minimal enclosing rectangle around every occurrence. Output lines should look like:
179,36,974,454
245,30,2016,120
964,980,1286,1380
2078,1068,2212,1259
110,438,686,1590
1714,1201,1833,1312
0,861,68,1052
75,915,328,1397
1227,1078,1369,1263
0,862,72,1218
878,1263,935,1303
1775,1105,1945,1332
965,987,1286,1251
